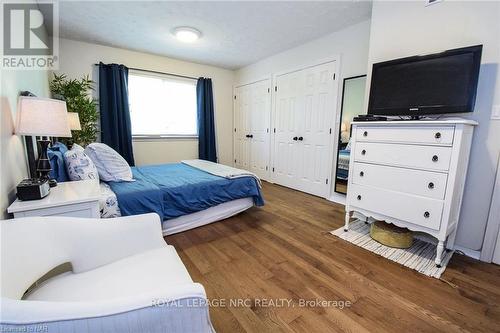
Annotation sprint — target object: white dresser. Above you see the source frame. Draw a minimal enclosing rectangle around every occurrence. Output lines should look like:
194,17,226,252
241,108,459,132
344,119,477,266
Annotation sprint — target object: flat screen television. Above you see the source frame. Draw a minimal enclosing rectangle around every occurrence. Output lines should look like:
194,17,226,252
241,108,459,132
367,45,482,117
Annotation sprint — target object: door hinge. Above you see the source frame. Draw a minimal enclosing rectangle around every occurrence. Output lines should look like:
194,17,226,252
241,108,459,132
272,167,275,172
274,86,277,92
326,178,329,184
329,128,332,134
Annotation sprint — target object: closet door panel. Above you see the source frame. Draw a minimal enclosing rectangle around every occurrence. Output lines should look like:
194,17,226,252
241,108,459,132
273,72,301,188
249,80,271,179
234,85,250,169
298,62,336,196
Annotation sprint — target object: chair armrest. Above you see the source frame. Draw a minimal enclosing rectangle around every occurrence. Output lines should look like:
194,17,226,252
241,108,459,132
1,283,207,325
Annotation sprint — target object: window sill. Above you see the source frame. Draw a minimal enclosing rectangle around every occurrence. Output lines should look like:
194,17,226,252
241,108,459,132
132,135,198,142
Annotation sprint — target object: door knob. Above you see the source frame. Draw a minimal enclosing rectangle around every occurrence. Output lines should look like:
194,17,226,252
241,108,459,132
435,132,441,139
357,195,362,200
249,134,253,138
428,182,435,189
359,171,364,177
361,149,366,155
293,136,298,141
432,155,439,162
298,136,303,141
245,134,250,138
363,131,368,137
424,211,430,218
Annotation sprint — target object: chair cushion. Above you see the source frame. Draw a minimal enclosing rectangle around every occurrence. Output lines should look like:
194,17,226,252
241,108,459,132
26,246,192,302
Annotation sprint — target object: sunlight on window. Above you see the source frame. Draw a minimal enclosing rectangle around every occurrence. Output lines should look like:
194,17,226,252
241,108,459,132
128,72,197,136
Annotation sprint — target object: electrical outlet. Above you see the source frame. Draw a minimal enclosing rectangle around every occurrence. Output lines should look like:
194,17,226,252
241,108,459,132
492,105,500,120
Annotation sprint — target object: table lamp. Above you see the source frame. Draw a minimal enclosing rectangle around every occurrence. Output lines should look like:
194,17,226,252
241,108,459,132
66,112,81,149
16,97,71,187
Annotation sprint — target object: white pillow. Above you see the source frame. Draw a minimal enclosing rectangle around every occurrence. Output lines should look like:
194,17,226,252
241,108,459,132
84,143,133,182
64,145,99,182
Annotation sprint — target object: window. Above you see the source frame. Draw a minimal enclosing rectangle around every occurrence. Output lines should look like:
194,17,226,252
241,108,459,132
128,71,198,138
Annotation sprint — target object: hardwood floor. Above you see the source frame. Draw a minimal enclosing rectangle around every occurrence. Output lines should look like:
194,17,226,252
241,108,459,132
166,182,500,333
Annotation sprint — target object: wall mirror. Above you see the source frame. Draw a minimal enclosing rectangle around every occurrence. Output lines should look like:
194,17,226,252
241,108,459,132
334,75,367,194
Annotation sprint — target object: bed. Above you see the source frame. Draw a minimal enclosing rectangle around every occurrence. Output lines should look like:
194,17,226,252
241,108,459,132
97,161,264,235
336,149,351,180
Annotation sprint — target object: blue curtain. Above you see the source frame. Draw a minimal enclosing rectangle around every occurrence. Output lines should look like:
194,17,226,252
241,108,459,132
98,62,135,166
196,78,217,162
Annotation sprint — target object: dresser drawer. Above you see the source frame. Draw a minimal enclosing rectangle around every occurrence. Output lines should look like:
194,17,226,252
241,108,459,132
354,142,452,172
355,126,454,146
352,163,448,200
348,184,443,231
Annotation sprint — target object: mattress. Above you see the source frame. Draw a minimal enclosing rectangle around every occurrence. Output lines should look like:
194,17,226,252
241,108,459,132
338,150,350,171
107,163,264,221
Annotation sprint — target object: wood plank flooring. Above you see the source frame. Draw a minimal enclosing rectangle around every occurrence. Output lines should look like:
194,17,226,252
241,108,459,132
166,182,500,333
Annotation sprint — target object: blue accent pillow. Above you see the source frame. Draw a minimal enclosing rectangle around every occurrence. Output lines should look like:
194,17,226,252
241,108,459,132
48,142,69,182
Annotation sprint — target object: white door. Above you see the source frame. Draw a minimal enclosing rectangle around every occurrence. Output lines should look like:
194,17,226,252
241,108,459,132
234,79,271,180
273,61,337,197
234,85,251,170
249,80,271,179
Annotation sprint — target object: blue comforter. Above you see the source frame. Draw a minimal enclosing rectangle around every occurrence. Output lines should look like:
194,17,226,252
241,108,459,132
107,163,264,220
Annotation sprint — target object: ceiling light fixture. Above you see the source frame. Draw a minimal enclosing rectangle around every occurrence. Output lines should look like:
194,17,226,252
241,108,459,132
173,27,201,43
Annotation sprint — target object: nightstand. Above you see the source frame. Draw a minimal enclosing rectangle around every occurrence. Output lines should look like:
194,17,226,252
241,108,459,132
7,180,101,218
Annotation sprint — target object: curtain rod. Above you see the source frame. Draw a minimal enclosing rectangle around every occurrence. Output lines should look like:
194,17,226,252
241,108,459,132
93,63,198,81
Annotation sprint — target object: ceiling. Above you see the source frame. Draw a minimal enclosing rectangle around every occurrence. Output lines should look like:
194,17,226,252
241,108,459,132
48,1,372,70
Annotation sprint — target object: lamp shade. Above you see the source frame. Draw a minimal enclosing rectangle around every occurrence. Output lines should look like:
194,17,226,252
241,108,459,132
67,112,82,130
16,97,71,137
341,122,348,132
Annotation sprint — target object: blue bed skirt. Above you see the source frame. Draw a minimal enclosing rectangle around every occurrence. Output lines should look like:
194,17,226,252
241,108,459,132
107,163,264,221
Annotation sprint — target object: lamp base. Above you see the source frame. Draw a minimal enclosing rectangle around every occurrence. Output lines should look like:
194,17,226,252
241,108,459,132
48,179,58,187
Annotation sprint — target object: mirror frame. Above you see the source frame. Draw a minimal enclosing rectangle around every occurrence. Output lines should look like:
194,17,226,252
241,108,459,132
334,74,367,195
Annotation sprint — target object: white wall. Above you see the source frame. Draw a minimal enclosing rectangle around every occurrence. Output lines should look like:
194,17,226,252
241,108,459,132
0,70,51,218
367,1,500,251
56,38,235,166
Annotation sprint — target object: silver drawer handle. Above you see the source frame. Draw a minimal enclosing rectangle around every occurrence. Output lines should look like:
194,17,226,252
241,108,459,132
424,211,430,218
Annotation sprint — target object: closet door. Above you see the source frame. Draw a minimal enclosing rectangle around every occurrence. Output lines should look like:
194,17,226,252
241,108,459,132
297,62,336,196
234,79,271,180
273,70,303,189
273,61,336,197
234,85,251,170
249,79,271,179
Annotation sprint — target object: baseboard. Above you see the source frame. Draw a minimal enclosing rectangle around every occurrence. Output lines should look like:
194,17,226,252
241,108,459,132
328,192,346,205
453,245,481,260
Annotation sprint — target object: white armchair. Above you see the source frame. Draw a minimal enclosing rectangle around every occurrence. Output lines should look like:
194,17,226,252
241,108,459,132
0,213,215,333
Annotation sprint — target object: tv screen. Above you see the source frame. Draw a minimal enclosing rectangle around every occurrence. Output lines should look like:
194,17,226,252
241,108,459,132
368,45,482,116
